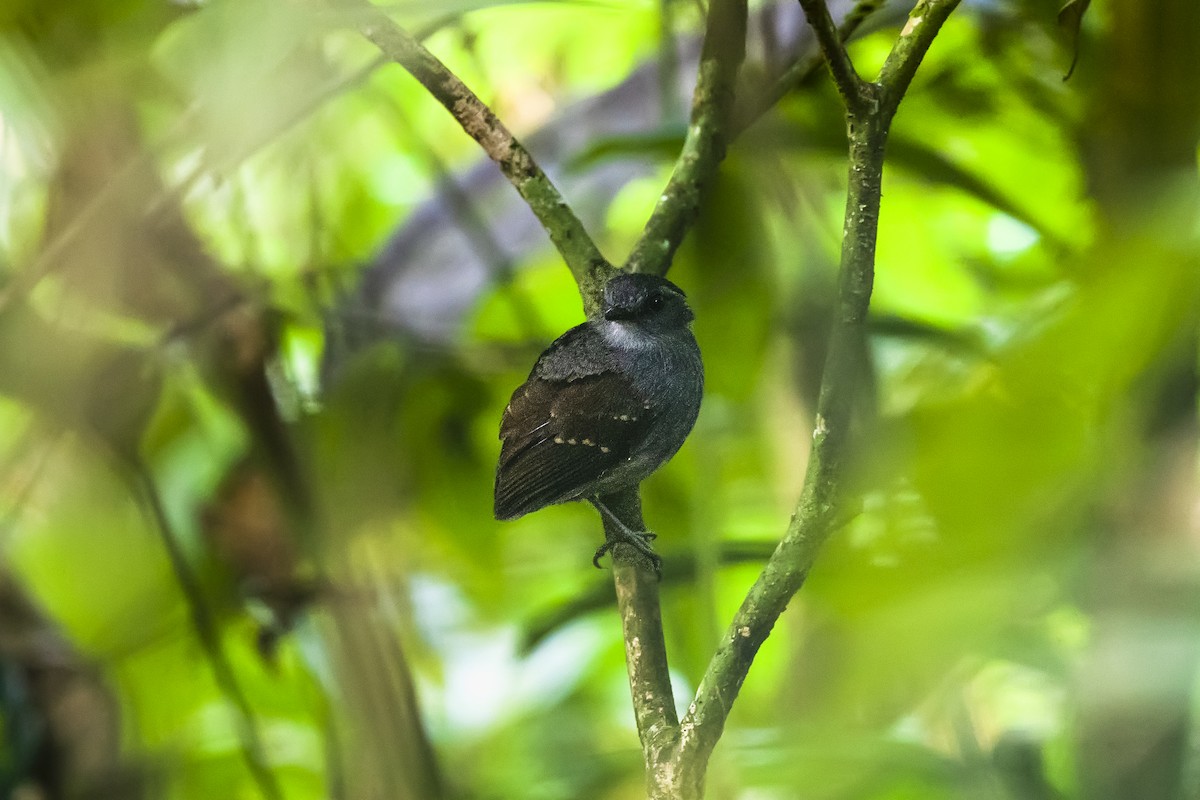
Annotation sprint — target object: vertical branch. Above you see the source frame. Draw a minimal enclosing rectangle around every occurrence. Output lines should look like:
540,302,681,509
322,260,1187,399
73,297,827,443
598,490,681,794
593,1,745,790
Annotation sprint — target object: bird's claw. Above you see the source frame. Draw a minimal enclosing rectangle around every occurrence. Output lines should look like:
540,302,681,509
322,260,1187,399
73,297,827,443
593,530,662,578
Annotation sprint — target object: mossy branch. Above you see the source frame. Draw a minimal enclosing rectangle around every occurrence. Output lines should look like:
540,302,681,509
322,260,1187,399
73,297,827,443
341,0,617,314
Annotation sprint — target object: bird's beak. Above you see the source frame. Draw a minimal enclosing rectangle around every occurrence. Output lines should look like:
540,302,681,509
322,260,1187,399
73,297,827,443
604,307,634,321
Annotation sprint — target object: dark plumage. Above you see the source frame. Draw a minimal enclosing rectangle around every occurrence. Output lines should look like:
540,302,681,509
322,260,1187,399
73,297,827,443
494,272,704,569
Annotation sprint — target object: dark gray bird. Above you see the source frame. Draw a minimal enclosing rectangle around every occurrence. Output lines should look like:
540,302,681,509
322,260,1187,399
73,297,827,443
494,272,704,571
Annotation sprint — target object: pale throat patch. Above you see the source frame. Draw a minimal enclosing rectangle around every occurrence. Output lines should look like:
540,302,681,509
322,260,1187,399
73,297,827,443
600,320,656,350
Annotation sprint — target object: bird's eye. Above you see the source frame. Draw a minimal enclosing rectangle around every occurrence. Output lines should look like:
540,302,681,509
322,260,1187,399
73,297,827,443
647,294,665,311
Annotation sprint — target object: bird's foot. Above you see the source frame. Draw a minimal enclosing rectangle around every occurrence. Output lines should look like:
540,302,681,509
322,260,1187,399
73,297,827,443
592,534,662,578
591,499,662,578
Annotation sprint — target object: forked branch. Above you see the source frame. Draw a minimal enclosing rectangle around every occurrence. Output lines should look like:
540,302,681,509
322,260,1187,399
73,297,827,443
346,0,961,796
675,0,962,780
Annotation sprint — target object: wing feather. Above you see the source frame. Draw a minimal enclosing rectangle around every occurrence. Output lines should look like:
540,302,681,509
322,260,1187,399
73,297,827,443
494,372,654,520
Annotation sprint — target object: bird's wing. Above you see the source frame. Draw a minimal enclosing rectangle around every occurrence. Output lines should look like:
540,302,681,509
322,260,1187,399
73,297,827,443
494,370,654,520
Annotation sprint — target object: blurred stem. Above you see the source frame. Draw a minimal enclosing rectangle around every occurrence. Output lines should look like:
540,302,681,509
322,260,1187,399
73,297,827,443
341,0,617,315
624,0,747,277
132,463,285,800
1072,0,1200,795
657,0,682,121
323,556,447,800
379,97,545,340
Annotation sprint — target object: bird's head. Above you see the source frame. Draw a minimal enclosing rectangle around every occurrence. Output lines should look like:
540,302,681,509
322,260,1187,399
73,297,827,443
601,272,693,333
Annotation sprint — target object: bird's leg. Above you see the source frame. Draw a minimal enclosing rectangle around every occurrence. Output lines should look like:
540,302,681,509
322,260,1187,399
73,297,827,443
590,495,662,577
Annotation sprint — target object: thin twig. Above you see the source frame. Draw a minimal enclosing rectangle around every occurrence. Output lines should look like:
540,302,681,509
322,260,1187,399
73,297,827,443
341,0,616,313
133,463,285,800
795,0,867,107
624,0,748,276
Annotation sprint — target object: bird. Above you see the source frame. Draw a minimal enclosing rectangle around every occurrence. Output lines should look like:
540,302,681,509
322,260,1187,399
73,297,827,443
494,271,704,573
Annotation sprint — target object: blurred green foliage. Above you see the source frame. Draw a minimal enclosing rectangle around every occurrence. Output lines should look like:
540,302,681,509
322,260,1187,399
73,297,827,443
0,0,1198,798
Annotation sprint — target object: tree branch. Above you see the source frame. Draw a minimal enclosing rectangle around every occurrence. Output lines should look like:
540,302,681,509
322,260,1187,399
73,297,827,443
795,0,867,108
877,0,962,119
624,0,748,276
341,0,617,314
676,0,961,778
599,490,680,789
